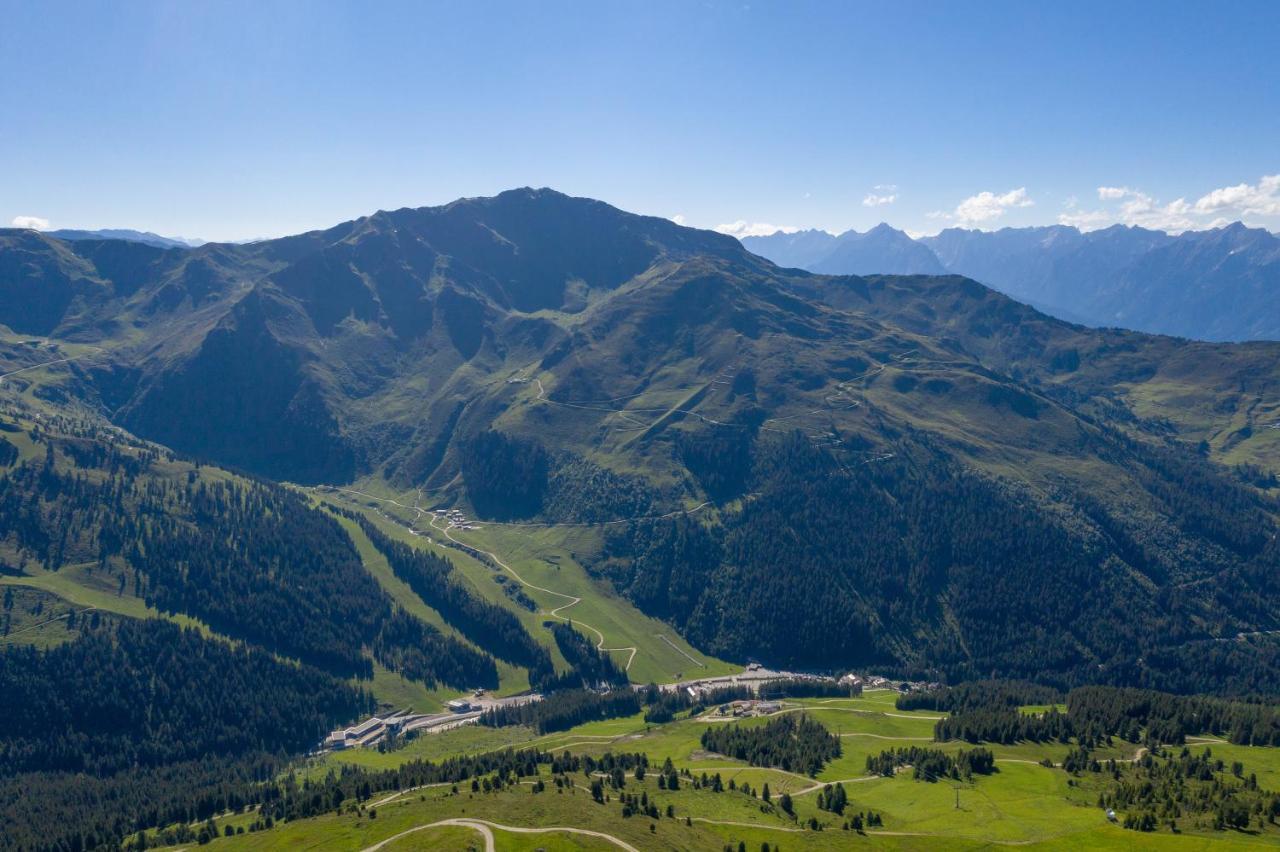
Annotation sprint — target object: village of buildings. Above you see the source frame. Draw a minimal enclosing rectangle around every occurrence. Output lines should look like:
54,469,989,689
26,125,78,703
320,665,938,753
320,691,537,752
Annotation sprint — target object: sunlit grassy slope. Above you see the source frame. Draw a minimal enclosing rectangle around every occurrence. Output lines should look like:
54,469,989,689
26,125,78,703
318,486,738,686
167,691,1280,851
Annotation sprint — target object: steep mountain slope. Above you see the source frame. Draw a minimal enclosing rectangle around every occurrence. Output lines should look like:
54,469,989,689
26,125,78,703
920,224,1174,316
4,189,1280,690
1104,223,1280,340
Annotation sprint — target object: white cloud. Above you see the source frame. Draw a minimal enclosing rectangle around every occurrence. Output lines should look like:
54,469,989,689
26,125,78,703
953,187,1033,226
1119,194,1194,231
862,192,897,207
1059,186,1196,232
1194,174,1280,217
1057,208,1115,230
11,215,50,230
1059,175,1280,234
714,220,798,238
670,214,687,226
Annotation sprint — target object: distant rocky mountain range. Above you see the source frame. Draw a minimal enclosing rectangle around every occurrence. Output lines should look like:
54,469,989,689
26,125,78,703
46,228,204,249
744,221,1280,341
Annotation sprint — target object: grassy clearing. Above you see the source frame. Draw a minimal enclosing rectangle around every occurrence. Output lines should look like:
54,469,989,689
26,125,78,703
0,584,97,649
0,561,211,637
162,755,1280,851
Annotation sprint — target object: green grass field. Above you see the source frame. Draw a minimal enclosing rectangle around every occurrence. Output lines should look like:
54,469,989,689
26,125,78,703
0,560,213,639
192,691,1279,851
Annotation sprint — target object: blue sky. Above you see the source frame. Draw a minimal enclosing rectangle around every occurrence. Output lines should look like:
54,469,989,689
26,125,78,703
3,1,1278,241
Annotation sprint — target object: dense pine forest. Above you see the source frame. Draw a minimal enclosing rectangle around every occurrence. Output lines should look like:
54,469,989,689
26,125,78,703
902,683,1280,747
0,618,369,850
699,714,842,777
0,436,496,690
595,430,1280,693
0,619,369,776
546,621,629,689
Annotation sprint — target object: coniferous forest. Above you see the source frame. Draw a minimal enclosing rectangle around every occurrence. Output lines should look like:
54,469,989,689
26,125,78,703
0,440,496,690
0,618,369,850
596,431,1280,693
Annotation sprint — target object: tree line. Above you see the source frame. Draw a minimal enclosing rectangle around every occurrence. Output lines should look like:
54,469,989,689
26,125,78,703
865,746,996,782
479,688,642,734
907,682,1280,748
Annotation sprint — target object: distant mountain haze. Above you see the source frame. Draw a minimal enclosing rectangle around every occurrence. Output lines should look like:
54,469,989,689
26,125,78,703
742,224,945,275
744,221,1280,341
811,223,947,276
46,228,205,249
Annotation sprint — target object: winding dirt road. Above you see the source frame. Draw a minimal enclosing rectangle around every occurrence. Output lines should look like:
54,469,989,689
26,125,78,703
429,513,639,672
359,817,640,852
330,487,656,673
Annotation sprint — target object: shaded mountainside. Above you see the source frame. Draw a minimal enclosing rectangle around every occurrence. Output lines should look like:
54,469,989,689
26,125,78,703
4,188,1280,690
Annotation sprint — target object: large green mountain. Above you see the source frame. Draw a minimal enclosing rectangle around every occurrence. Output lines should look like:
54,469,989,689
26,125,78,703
3,188,1280,689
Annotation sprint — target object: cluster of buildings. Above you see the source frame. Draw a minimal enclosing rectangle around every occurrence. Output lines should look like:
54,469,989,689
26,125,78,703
323,711,416,751
711,699,784,718
321,691,541,753
839,672,941,693
433,507,481,530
